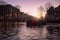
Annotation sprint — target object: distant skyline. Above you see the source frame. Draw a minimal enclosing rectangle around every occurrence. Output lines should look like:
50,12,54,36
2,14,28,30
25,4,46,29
3,0,60,16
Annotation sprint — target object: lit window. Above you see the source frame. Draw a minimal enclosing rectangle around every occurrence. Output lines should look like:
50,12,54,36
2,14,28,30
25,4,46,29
0,16,2,20
15,14,17,17
9,14,12,16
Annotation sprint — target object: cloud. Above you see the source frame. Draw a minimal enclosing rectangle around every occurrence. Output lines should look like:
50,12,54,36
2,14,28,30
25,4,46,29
56,0,60,3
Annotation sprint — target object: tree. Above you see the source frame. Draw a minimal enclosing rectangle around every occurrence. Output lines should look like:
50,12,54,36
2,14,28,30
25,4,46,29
37,5,45,20
45,2,53,10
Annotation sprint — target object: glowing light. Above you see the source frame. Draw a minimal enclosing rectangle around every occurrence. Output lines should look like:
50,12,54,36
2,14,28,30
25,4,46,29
28,9,46,20
37,8,46,20
29,10,38,17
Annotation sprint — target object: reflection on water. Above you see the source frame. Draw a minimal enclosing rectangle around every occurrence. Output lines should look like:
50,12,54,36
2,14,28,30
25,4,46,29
0,22,60,40
18,22,60,40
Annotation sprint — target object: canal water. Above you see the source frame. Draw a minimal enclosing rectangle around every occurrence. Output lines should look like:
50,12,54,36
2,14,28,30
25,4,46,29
18,22,60,40
0,22,60,40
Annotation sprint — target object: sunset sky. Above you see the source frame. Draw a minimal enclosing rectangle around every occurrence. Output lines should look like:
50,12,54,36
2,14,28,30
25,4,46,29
4,0,60,17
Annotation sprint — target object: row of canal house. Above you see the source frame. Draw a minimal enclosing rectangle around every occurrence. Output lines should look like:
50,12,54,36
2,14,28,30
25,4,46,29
0,4,21,27
0,4,36,40
0,4,34,34
1,4,60,28
45,5,60,24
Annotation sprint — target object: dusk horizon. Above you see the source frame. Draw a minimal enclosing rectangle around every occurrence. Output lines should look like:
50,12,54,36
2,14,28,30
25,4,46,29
3,0,60,17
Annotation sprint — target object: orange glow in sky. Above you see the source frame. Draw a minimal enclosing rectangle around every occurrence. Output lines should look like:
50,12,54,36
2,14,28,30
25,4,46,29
4,0,60,19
